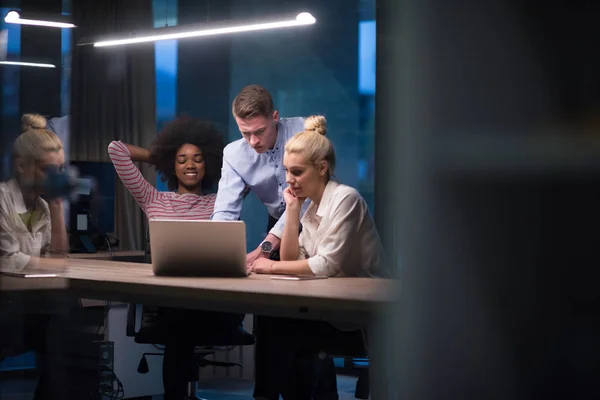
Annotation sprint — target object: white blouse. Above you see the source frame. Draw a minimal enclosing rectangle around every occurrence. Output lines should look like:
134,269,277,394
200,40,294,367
0,179,51,272
299,180,387,277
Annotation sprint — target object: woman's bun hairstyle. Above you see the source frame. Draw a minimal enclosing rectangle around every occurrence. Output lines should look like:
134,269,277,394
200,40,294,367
21,114,47,132
304,115,327,136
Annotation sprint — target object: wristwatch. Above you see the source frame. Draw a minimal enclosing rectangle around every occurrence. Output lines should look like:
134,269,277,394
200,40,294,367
260,240,274,255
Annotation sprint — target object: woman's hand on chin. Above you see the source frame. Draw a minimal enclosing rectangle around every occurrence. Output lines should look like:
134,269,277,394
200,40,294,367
283,187,305,212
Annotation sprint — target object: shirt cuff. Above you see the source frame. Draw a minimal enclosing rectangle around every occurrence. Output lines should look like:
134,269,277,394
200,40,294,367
1,253,31,272
17,253,32,270
307,255,329,277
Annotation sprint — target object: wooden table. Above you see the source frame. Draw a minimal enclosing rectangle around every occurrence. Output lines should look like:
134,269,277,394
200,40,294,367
68,250,145,259
1,257,396,324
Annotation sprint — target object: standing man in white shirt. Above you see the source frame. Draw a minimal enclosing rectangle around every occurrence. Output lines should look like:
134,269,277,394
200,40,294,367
212,84,307,264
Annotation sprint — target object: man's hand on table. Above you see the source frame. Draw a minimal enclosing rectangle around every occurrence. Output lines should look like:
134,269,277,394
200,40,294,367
245,234,281,268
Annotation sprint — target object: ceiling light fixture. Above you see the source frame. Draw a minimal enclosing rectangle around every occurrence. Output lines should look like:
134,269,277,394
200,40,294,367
4,10,75,29
84,12,316,48
0,60,56,68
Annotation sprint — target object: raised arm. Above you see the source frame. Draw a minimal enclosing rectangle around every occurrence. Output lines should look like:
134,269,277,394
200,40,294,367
107,141,158,210
251,190,313,275
269,198,311,242
247,189,311,268
279,187,303,261
48,199,68,254
211,153,247,221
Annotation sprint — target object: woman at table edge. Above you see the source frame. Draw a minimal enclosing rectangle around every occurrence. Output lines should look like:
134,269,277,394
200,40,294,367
249,115,389,279
0,114,72,399
0,114,68,272
248,115,388,399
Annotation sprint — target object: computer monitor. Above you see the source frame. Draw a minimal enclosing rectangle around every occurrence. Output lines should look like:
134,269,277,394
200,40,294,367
69,161,115,253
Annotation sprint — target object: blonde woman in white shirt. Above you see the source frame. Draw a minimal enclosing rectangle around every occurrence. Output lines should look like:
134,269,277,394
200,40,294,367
0,115,72,399
250,115,386,278
0,114,69,272
249,115,387,400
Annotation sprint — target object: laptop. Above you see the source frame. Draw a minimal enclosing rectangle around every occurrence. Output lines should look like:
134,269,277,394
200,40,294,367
148,219,247,277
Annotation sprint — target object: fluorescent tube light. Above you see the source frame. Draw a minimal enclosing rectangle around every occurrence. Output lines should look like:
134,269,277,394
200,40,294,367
91,12,316,47
4,10,75,28
0,61,56,68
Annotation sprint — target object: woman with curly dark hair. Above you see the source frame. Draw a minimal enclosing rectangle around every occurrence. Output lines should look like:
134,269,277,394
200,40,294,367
108,116,244,400
108,116,224,218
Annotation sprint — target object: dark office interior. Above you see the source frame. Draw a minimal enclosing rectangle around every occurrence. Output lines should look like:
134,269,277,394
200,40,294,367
1,0,600,398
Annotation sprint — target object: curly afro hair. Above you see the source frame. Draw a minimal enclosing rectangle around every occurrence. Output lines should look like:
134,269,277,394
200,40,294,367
149,117,225,192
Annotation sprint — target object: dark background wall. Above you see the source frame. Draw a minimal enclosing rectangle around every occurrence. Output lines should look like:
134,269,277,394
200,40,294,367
18,0,62,117
0,0,64,180
176,0,232,135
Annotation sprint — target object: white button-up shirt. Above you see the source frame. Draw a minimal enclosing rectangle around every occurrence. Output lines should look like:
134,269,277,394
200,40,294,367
0,179,51,272
299,180,387,277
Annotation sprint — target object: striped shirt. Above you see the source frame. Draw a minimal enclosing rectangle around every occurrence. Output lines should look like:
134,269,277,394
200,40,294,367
108,141,216,220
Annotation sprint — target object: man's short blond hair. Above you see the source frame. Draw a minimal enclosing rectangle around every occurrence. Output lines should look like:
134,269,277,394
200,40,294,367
232,84,274,119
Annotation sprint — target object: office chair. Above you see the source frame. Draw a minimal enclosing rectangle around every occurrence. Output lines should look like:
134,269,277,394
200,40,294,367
313,328,370,399
126,304,254,399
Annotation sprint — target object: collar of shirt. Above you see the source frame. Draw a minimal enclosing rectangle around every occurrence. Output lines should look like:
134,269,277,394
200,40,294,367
6,179,50,231
8,179,30,214
264,120,286,158
303,180,340,224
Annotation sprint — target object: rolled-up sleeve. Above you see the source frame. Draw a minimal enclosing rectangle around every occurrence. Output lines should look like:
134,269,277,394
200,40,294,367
304,194,363,277
298,244,308,260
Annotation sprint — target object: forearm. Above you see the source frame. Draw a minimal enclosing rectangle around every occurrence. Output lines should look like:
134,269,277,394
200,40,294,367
263,233,281,250
269,200,310,240
25,256,68,271
271,259,314,275
211,209,242,221
124,143,151,163
211,159,246,222
280,208,300,260
269,210,286,240
0,253,31,271
49,205,69,253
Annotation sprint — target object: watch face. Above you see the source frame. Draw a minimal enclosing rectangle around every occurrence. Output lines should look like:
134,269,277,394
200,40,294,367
261,241,273,253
